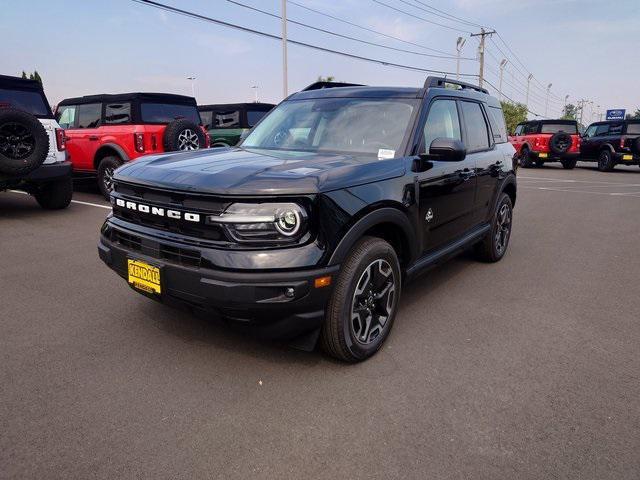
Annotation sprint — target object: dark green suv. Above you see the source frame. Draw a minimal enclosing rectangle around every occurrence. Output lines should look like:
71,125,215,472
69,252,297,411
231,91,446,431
199,103,274,147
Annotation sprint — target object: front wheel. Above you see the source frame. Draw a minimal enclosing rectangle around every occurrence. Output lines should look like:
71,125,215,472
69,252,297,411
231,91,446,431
320,236,401,362
598,150,615,172
476,193,513,263
97,156,122,200
519,149,533,168
561,158,577,170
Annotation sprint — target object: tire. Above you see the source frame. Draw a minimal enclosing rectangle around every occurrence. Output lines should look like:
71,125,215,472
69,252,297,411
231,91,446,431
561,158,577,169
475,193,513,263
163,119,205,152
535,160,544,168
0,108,49,176
549,132,572,155
632,137,640,155
597,150,615,172
97,155,122,200
519,148,533,168
320,236,401,362
34,176,73,210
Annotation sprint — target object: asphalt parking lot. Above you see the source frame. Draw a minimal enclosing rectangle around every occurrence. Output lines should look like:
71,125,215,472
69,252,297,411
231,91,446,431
2,163,640,480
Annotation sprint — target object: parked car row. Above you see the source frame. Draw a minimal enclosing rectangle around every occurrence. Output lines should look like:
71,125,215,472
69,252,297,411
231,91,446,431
509,118,640,171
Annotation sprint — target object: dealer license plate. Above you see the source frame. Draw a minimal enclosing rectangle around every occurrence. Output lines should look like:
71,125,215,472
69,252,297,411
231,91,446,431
127,259,161,294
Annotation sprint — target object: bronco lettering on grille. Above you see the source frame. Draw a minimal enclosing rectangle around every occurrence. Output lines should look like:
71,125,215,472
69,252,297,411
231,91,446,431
115,198,201,223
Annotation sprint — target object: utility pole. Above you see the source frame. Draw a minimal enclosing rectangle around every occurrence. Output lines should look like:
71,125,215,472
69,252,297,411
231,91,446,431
456,37,466,81
525,74,533,112
577,99,587,126
498,59,507,101
281,0,288,99
470,28,496,88
545,83,552,117
187,76,196,98
564,94,569,117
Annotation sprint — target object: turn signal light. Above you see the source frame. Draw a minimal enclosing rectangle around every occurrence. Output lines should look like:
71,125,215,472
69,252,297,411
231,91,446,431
134,133,145,153
55,128,66,151
314,276,332,288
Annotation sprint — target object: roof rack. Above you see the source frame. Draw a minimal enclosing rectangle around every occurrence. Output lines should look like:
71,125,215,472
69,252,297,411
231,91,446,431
424,76,488,95
302,81,365,91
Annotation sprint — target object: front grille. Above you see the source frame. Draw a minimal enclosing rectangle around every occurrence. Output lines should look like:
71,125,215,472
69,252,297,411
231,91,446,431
110,228,202,268
112,181,231,243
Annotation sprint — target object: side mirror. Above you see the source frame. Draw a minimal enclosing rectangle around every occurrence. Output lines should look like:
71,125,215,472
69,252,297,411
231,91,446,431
425,138,466,162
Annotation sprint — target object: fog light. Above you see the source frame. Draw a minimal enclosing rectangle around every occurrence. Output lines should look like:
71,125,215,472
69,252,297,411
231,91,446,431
284,287,295,298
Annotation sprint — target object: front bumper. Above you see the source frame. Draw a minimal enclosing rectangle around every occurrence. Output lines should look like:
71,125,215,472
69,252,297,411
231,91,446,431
98,221,339,341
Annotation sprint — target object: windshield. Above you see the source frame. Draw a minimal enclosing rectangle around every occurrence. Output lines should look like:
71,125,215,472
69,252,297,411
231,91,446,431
541,123,578,134
0,88,51,118
241,97,417,157
140,103,201,124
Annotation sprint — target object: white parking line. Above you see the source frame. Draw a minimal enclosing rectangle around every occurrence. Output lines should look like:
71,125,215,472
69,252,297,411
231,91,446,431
8,190,112,210
519,175,640,186
520,186,640,197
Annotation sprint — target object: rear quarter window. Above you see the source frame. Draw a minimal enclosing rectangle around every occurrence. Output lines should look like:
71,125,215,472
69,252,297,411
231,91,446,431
627,123,640,134
0,88,51,118
487,106,508,143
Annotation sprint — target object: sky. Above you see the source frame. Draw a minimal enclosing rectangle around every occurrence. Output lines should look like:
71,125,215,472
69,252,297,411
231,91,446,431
2,0,639,122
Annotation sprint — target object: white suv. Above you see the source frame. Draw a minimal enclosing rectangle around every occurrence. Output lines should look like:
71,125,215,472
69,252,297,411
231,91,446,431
0,74,72,209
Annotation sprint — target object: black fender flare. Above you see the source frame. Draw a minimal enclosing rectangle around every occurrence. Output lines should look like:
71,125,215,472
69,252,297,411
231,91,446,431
489,173,517,218
94,143,129,169
328,207,418,267
599,143,616,154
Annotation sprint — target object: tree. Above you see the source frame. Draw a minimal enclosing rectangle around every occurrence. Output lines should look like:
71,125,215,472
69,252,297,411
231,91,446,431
561,103,578,120
21,71,27,79
317,75,335,82
500,101,528,134
631,109,640,119
20,70,43,87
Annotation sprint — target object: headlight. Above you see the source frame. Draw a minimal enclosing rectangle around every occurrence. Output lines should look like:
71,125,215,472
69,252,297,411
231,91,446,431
210,203,308,243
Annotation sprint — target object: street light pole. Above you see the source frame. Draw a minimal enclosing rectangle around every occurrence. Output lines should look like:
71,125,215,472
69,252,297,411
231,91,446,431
498,59,507,101
564,94,569,117
252,85,259,103
187,76,196,98
525,74,533,114
456,36,466,81
545,83,552,117
281,0,288,99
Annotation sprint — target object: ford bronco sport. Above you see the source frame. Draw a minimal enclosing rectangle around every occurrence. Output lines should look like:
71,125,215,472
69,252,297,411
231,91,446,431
56,93,208,199
98,77,517,362
580,120,640,171
199,103,274,147
0,74,72,209
509,120,580,169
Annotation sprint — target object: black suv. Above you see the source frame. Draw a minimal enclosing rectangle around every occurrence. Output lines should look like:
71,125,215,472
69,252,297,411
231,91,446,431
580,120,640,171
98,77,517,362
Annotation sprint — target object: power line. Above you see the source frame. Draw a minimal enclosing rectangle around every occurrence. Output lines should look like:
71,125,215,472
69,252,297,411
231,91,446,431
288,0,459,57
371,0,473,34
131,0,480,79
224,0,469,60
483,77,545,118
397,0,486,29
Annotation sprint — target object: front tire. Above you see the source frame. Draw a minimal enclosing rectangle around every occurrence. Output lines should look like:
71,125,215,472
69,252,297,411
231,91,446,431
519,148,533,168
561,158,577,169
598,150,615,172
97,156,122,200
320,236,401,362
34,176,73,210
476,193,513,263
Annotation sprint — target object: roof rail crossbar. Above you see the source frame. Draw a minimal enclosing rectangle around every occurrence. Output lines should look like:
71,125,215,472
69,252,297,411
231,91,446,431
302,81,365,91
424,76,488,95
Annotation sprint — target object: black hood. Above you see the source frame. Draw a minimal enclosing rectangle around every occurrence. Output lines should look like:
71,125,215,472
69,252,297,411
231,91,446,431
114,147,406,195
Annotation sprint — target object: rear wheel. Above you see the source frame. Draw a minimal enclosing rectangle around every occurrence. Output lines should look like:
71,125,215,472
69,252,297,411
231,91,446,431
597,150,615,172
34,176,73,210
561,158,577,169
535,160,544,168
320,236,401,362
476,193,513,263
519,148,533,168
97,155,122,200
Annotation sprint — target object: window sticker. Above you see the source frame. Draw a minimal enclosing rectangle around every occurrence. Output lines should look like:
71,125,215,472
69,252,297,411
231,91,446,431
378,149,395,160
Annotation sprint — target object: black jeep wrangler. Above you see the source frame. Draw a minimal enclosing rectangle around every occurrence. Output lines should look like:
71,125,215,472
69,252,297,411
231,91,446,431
98,77,517,362
580,120,640,171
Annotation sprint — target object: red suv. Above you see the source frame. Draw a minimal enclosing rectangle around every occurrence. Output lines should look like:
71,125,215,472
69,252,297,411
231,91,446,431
55,93,208,198
509,120,581,169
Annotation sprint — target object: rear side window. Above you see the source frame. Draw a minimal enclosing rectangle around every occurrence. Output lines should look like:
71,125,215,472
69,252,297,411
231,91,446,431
247,110,269,128
524,123,538,135
77,103,102,128
422,99,461,150
460,101,490,151
487,106,508,143
595,124,610,136
214,110,241,129
140,103,200,124
540,123,578,134
105,103,131,124
627,123,640,134
0,88,51,117
608,124,623,135
514,125,524,136
200,111,213,129
57,105,77,128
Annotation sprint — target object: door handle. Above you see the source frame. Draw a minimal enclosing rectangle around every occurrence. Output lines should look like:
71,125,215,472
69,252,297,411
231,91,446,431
458,168,474,181
88,136,99,141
